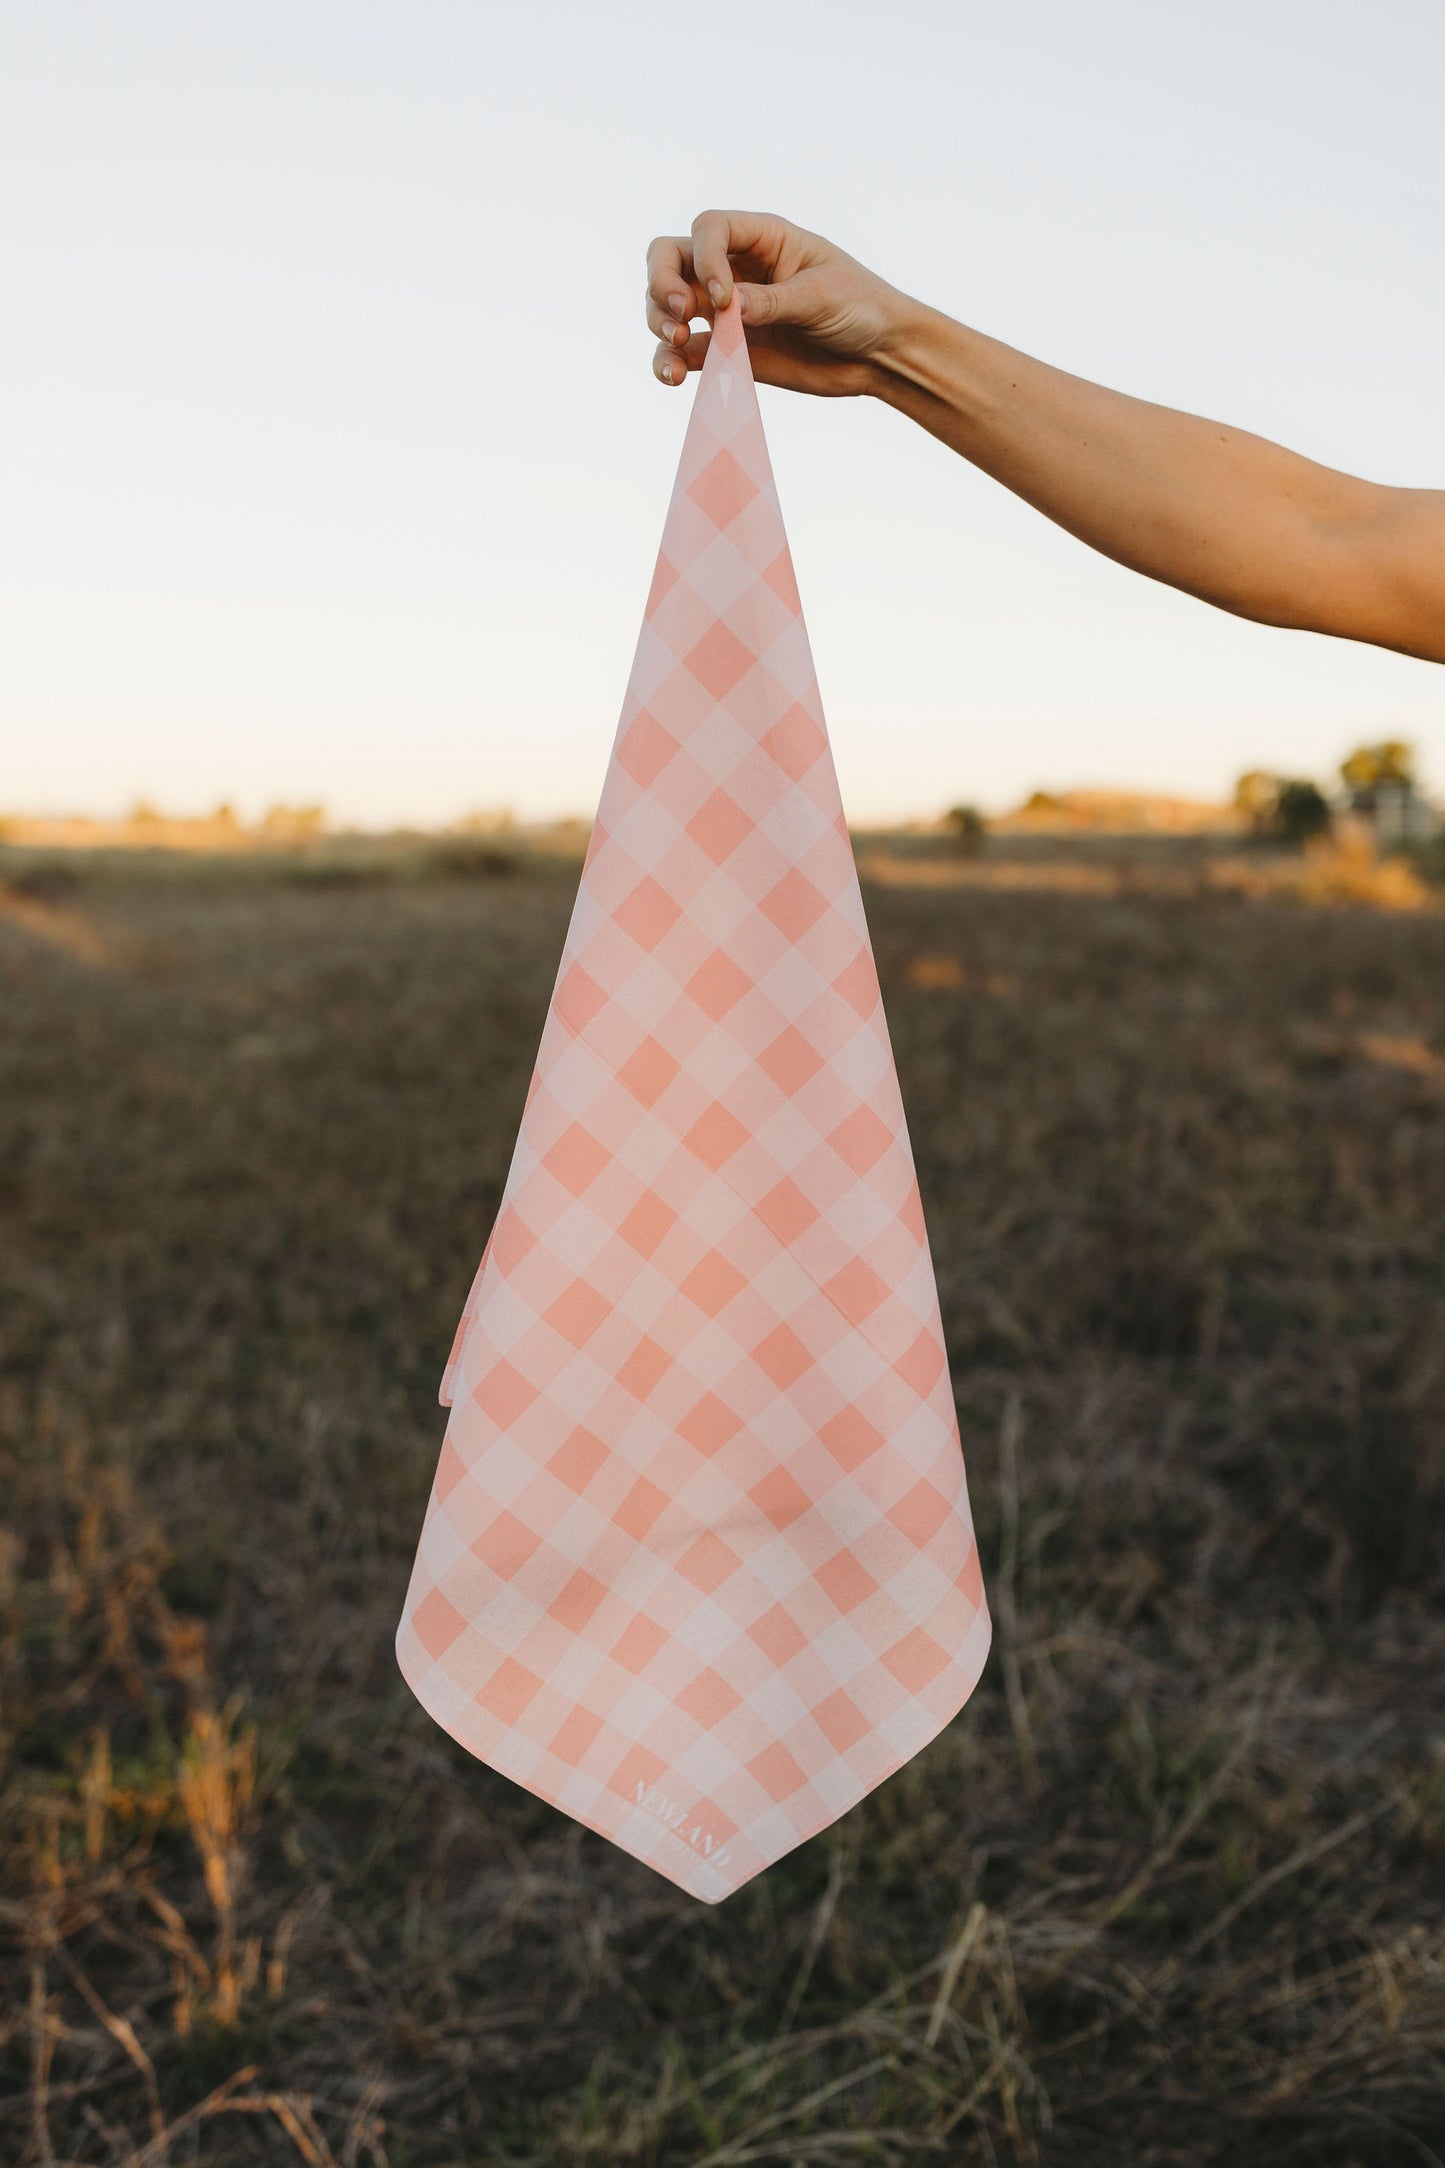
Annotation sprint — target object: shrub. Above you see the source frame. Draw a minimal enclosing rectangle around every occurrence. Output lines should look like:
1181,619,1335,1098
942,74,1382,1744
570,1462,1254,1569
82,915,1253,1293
943,804,988,857
1273,778,1332,846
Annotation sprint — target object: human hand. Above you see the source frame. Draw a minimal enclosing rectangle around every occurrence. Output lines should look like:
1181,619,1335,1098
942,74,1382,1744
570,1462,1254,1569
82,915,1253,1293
645,209,920,397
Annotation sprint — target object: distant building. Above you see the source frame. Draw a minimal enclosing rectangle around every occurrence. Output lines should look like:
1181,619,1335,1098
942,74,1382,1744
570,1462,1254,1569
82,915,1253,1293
1344,776,1438,848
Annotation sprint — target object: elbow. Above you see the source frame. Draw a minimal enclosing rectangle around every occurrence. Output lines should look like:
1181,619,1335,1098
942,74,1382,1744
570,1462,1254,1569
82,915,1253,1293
1309,490,1445,663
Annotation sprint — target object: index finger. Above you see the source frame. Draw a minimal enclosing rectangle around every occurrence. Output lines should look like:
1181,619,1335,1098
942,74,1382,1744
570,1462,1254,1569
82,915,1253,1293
646,235,697,322
689,208,792,307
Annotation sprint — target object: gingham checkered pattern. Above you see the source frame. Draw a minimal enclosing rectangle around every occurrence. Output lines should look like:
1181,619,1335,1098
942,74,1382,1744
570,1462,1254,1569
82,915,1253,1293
396,297,991,1903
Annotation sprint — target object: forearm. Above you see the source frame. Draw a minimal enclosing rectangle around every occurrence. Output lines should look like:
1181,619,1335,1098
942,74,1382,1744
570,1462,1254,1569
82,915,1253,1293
870,300,1445,661
645,212,1444,664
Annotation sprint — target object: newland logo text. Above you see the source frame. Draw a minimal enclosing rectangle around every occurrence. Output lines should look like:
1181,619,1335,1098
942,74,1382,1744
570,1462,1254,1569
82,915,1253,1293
633,1780,732,1867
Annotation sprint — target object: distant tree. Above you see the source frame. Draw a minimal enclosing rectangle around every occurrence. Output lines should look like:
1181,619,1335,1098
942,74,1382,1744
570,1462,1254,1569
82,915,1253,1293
1233,769,1332,846
1233,770,1279,833
1341,739,1415,795
1273,780,1332,846
943,804,987,857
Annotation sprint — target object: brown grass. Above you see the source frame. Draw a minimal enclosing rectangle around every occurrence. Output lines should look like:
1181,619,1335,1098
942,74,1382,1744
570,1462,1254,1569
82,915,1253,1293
2,835,1443,2166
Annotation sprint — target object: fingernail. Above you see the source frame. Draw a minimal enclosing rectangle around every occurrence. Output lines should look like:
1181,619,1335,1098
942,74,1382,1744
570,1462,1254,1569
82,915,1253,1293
660,359,676,383
707,278,727,308
663,319,684,345
667,293,687,320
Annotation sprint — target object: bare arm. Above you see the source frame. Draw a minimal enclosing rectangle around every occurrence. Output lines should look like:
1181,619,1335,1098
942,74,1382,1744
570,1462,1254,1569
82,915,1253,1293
645,210,1445,666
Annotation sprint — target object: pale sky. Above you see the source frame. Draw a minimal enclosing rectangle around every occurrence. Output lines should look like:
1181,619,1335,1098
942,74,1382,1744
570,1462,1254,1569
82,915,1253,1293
2,0,1441,826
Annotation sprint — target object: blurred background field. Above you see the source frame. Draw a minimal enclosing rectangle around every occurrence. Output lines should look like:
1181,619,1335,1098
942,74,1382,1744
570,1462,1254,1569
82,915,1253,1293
3,821,1444,2166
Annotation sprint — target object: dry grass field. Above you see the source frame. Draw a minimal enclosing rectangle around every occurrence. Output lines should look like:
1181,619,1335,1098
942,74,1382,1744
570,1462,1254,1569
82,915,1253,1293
2,833,1443,2166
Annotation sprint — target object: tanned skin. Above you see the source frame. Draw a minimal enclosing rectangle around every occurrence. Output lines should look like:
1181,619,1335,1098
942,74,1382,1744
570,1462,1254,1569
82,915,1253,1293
644,209,1445,666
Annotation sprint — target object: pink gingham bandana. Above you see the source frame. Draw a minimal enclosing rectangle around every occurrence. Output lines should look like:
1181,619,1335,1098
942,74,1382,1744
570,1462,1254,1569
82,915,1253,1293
396,297,991,1902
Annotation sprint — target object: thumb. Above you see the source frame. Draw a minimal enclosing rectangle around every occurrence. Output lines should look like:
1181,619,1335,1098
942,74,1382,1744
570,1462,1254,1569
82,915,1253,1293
735,271,820,329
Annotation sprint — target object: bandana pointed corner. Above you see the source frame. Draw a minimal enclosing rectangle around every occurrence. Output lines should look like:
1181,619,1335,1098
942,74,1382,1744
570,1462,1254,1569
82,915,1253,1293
398,295,991,1904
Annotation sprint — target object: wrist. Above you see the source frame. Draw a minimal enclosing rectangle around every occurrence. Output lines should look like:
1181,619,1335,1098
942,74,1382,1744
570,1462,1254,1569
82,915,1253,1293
865,292,992,429
866,289,949,391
